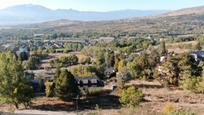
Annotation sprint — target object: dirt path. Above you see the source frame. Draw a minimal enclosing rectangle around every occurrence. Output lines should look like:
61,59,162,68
0,110,76,115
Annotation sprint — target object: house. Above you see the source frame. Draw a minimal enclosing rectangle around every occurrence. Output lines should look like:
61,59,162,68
160,56,168,62
34,34,44,37
24,71,45,92
190,50,204,62
26,69,56,92
98,37,115,44
19,46,29,53
75,76,104,87
104,67,116,78
2,43,15,50
16,46,29,60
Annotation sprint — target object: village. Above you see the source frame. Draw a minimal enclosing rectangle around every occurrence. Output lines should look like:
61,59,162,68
2,1,204,115
0,33,204,114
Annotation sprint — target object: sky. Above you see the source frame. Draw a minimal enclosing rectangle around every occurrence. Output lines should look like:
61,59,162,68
0,0,204,11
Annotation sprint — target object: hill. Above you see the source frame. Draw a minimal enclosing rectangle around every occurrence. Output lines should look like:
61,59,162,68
0,4,168,25
159,5,204,17
1,5,204,39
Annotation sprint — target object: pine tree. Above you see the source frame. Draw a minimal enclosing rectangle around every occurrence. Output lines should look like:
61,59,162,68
55,69,79,100
160,39,167,56
0,52,34,109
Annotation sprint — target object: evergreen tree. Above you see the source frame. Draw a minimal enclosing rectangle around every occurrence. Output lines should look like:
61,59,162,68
19,52,29,61
55,69,79,100
160,39,167,56
105,50,115,67
0,52,34,109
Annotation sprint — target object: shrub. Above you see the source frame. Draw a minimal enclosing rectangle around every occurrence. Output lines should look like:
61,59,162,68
180,77,204,93
69,65,97,77
119,86,144,107
50,55,78,68
45,80,55,97
79,56,91,65
87,88,110,96
162,102,195,115
162,102,176,115
197,80,204,93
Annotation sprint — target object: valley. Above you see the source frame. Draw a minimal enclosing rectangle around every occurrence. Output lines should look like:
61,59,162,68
1,2,204,115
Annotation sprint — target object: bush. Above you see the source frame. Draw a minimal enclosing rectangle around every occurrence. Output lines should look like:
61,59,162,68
197,80,204,93
180,77,204,93
50,55,78,68
88,88,109,96
45,80,55,97
162,102,176,115
119,86,144,107
69,65,97,77
79,56,91,65
162,102,195,115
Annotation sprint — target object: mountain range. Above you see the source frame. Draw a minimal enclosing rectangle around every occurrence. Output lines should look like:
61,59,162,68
1,5,204,39
0,4,168,25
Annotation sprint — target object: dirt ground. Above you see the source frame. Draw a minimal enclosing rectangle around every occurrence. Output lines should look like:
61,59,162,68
1,80,204,115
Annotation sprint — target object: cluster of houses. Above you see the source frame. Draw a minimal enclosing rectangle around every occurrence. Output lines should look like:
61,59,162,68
160,50,204,63
0,37,118,94
1,36,116,53
25,69,106,93
24,63,117,93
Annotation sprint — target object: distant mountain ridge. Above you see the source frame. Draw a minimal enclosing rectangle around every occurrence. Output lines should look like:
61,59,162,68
158,5,204,17
0,4,168,25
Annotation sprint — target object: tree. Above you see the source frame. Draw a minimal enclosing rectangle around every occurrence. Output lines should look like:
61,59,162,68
55,69,79,100
142,40,150,49
157,57,180,86
119,86,144,107
160,39,167,56
0,52,34,109
193,42,202,50
105,50,115,67
95,52,105,66
127,54,150,79
13,82,34,108
19,52,29,61
179,54,202,77
45,80,55,97
116,67,130,89
117,60,126,72
178,54,203,92
50,55,79,68
148,48,160,67
25,56,40,70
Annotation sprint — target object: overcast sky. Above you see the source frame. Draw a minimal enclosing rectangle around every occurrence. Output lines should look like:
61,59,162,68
0,0,204,11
